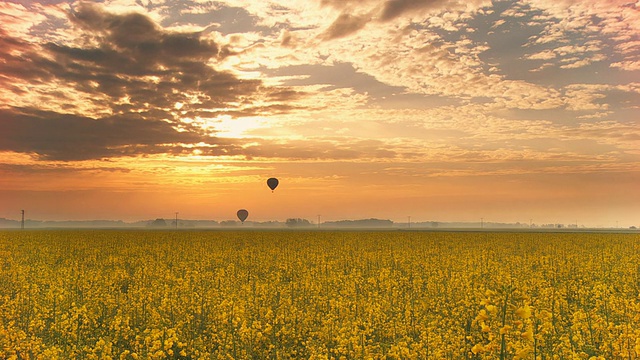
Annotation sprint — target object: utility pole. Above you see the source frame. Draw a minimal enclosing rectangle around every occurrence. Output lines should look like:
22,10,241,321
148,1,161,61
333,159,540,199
175,212,179,229
408,216,411,229
21,210,24,230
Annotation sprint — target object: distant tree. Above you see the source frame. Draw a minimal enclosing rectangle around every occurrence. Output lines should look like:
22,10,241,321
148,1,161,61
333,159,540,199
323,218,393,228
220,220,239,226
286,218,312,227
257,221,282,227
148,218,167,227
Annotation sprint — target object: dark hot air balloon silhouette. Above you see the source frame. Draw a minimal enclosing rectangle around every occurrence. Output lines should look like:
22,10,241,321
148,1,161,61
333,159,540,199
237,209,248,223
267,177,279,192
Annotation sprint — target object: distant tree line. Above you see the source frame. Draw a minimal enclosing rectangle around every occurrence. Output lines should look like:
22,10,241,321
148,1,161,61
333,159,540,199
322,218,393,228
286,218,312,227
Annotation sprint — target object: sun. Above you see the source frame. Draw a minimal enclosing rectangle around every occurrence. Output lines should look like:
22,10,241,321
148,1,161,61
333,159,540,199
215,115,269,138
181,115,269,138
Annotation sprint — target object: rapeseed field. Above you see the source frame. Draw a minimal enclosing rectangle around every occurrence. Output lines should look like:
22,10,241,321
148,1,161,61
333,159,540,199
0,230,639,359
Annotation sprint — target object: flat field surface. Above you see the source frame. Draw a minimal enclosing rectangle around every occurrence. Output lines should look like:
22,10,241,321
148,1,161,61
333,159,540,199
1,230,639,359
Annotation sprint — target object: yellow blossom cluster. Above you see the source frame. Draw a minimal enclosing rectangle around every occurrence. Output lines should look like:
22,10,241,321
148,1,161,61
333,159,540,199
0,230,639,359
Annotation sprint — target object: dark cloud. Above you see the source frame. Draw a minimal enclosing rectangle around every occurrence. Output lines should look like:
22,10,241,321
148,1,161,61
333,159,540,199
69,2,232,62
322,12,371,40
319,0,376,10
0,163,130,175
0,106,393,162
0,3,309,161
0,107,218,161
378,0,448,22
49,2,259,111
2,4,400,163
0,4,257,109
279,29,293,47
319,0,450,40
0,29,57,85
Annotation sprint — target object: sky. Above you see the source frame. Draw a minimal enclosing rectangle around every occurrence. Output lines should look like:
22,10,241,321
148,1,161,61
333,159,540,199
0,0,639,227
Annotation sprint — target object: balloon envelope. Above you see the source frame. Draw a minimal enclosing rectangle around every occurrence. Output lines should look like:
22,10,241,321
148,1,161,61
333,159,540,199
267,177,279,191
237,209,249,223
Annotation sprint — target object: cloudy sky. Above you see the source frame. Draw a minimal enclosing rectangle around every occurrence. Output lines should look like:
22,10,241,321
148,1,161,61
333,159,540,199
1,0,638,226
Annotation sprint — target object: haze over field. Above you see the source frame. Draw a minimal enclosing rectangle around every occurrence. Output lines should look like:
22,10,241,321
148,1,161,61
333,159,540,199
0,0,638,227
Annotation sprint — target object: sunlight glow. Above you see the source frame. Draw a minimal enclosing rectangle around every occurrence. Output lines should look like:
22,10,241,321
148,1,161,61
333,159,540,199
211,115,269,138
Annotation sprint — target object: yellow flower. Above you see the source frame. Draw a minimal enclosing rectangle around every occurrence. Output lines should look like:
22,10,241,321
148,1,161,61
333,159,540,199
486,304,498,315
515,305,532,319
481,322,491,333
539,310,553,320
499,325,512,334
476,309,489,322
514,347,531,360
471,343,485,354
521,329,534,342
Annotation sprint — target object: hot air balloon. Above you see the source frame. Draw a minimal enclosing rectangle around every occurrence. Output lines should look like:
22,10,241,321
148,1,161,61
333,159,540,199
267,177,279,192
237,209,248,223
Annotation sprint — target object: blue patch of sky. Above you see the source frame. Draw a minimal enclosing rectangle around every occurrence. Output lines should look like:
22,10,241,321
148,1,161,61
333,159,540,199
606,105,640,125
415,1,627,88
155,1,278,35
515,42,626,88
403,2,543,80
464,2,550,79
456,135,620,156
525,60,620,87
488,108,594,124
470,2,631,87
600,89,640,112
489,101,635,129
27,9,72,42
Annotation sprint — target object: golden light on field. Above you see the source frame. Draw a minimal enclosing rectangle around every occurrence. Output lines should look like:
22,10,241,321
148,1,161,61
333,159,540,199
1,230,639,358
